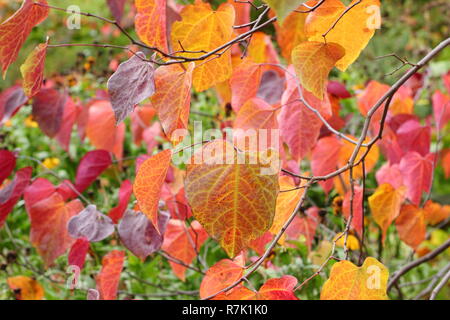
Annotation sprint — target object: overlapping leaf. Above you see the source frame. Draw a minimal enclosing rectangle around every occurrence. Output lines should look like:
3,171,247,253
135,0,168,52
20,41,48,98
96,250,125,300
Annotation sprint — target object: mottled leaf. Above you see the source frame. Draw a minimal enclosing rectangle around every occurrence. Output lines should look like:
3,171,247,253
68,205,115,242
20,41,48,98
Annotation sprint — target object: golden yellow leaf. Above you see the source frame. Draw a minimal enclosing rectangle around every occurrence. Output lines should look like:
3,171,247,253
171,2,235,92
7,276,44,300
321,257,389,300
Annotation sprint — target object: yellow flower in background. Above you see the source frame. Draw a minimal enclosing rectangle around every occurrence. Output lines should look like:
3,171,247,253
42,157,60,170
4,119,12,127
25,115,38,128
334,232,360,251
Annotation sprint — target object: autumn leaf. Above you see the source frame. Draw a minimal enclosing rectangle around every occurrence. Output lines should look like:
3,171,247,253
32,89,67,138
133,149,172,232
285,207,319,251
162,219,208,281
185,140,279,257
107,52,155,124
107,0,126,22
0,166,32,228
292,41,345,99
20,40,48,98
423,200,450,226
432,90,450,130
395,204,426,250
257,70,285,105
118,209,170,260
55,98,79,152
264,0,304,25
320,257,389,300
311,135,342,193
68,237,90,270
171,2,235,92
96,250,125,300
200,256,244,299
305,0,381,71
0,85,28,125
368,183,406,242
75,150,112,193
7,276,44,300
108,179,132,223
151,62,194,144
375,163,404,189
0,0,49,77
135,0,168,52
230,60,263,112
342,185,364,236
0,149,16,185
24,184,84,267
68,205,115,242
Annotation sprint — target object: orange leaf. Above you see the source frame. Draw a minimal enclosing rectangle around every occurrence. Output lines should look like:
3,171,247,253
162,220,208,281
171,2,235,91
395,204,426,250
152,63,194,144
320,257,389,300
135,0,168,52
25,191,84,267
133,149,172,232
20,40,48,98
423,200,450,226
368,183,406,242
230,60,263,112
305,0,381,71
0,0,49,77
7,276,44,300
292,41,345,99
185,140,280,257
96,250,125,300
200,256,244,299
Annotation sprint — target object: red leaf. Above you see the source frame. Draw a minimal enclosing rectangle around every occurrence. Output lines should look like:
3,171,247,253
20,41,48,98
75,150,112,193
96,250,125,300
0,0,49,77
107,52,155,123
68,205,114,242
343,185,364,236
230,60,263,112
108,179,132,223
286,207,319,250
375,163,403,189
396,119,431,157
0,167,32,228
118,209,170,260
32,89,67,138
0,149,16,185
106,0,126,22
432,90,450,130
55,98,80,152
68,237,90,270
312,136,342,193
0,85,27,125
399,152,434,206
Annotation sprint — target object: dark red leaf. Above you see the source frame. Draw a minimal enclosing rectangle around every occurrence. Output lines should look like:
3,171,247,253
0,149,16,185
108,179,132,224
75,150,112,193
0,85,27,125
68,237,90,270
32,89,67,138
106,0,126,22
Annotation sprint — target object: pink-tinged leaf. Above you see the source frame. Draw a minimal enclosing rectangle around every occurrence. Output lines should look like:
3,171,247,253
55,98,79,152
24,188,84,267
20,41,48,98
0,85,28,125
0,0,49,77
257,70,286,105
24,178,56,209
56,180,78,201
432,90,450,130
108,180,132,223
87,289,100,300
163,186,192,220
286,207,319,251
357,80,389,119
135,0,168,52
396,119,431,157
399,152,434,206
68,205,114,242
230,60,263,112
133,149,172,232
375,163,403,189
131,104,156,146
0,167,32,228
32,89,67,138
75,150,112,193
107,52,156,123
96,250,125,300
68,237,90,270
0,150,16,185
328,81,351,99
118,209,170,260
162,220,208,281
106,0,126,22
311,136,342,193
152,62,194,144
343,185,364,236
279,69,331,161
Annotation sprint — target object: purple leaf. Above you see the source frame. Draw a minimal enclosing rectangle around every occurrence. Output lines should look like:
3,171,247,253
257,70,285,105
68,205,115,242
75,150,112,193
106,0,126,22
32,89,67,137
118,209,170,260
0,85,27,125
0,149,16,185
107,52,155,124
87,289,100,300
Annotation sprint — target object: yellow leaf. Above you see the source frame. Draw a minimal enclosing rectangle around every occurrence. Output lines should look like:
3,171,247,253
333,232,360,250
368,184,406,242
321,257,389,300
305,0,381,71
171,2,235,92
292,41,345,99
